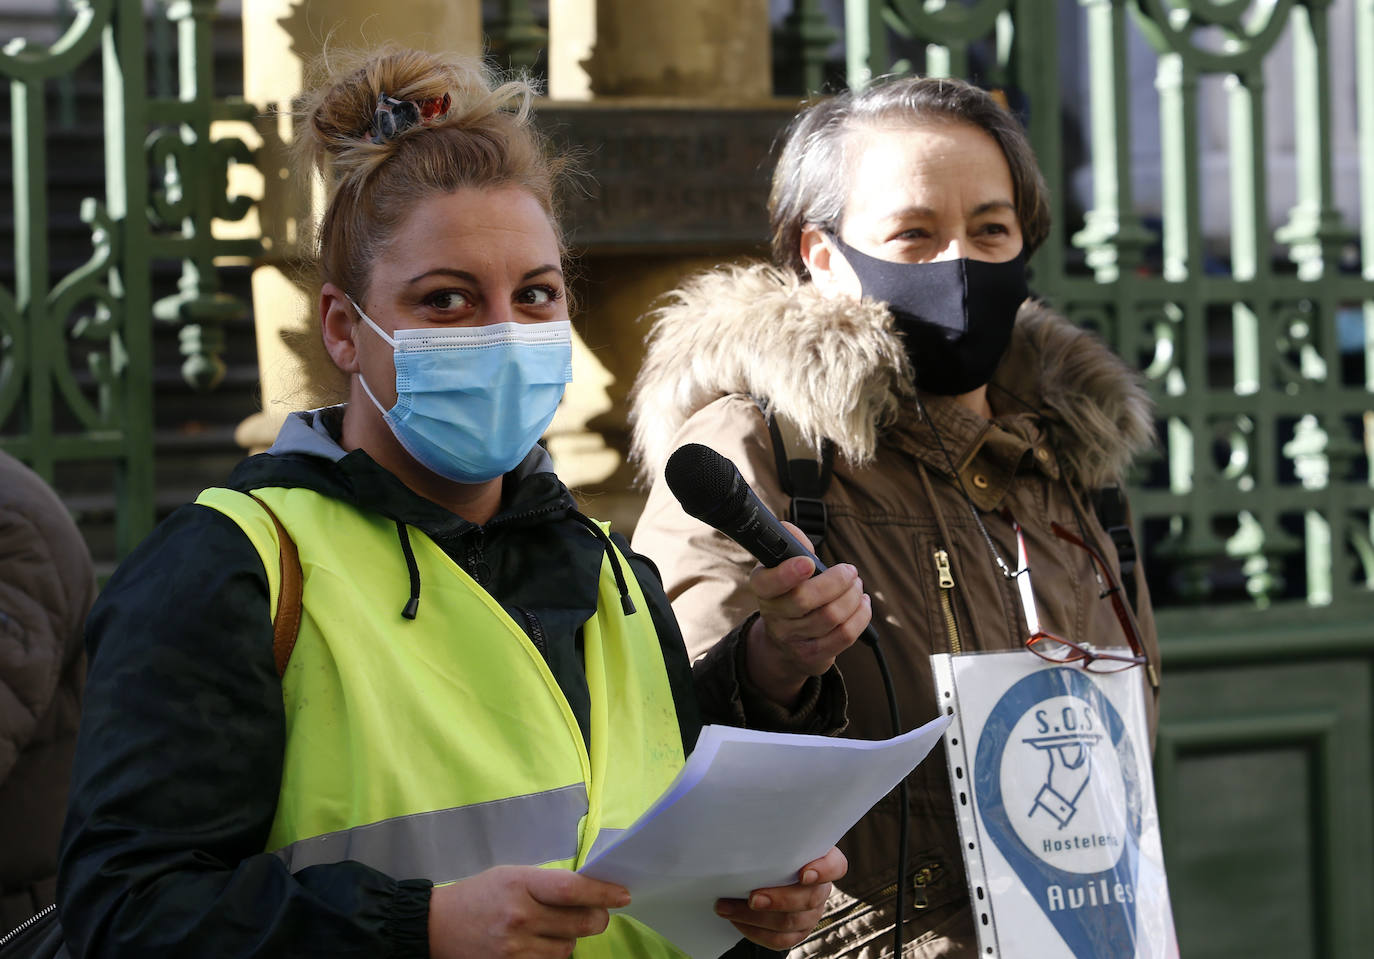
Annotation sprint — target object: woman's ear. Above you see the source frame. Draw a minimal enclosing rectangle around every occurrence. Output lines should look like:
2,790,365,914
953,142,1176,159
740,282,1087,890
320,283,360,374
801,225,847,297
800,225,832,282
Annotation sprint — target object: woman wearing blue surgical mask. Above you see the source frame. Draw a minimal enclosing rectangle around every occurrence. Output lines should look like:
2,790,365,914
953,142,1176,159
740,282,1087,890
631,77,1163,957
55,48,858,959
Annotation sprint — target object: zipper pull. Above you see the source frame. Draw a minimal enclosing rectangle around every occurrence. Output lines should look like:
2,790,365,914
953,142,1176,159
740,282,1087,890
465,531,491,586
935,549,955,588
911,865,938,909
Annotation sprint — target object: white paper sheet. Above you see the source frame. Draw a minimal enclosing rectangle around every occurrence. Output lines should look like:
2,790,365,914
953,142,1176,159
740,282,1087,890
578,715,953,958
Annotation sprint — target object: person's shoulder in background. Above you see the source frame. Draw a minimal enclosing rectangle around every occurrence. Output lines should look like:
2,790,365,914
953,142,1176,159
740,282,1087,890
0,450,95,929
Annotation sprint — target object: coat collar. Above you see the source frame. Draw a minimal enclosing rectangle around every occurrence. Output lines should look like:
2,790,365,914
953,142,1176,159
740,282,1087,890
630,261,1155,491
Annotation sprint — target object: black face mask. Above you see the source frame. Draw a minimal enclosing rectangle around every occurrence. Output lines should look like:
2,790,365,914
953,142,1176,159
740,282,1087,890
829,234,1028,395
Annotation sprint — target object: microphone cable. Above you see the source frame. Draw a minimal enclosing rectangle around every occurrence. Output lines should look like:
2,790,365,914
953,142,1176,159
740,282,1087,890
859,623,908,959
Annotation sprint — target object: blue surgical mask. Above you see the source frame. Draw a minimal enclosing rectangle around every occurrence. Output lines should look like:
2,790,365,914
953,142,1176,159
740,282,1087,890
349,296,573,484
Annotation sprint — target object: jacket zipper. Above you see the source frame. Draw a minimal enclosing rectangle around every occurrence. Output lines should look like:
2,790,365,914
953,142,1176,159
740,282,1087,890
486,502,564,530
0,903,56,948
910,863,941,908
809,864,945,933
934,549,961,654
466,502,564,584
463,529,491,586
513,606,548,657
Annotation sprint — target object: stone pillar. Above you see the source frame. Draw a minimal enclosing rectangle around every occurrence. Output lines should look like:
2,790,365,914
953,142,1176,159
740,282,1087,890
551,0,772,101
235,0,482,452
543,0,775,534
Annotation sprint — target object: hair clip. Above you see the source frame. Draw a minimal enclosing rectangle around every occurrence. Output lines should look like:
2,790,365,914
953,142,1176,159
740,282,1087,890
366,92,452,144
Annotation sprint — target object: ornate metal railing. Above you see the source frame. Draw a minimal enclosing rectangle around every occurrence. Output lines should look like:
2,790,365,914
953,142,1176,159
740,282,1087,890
842,0,1373,629
0,0,256,557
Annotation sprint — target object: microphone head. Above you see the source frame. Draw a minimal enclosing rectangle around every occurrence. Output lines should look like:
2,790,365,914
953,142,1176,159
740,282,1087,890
664,443,747,522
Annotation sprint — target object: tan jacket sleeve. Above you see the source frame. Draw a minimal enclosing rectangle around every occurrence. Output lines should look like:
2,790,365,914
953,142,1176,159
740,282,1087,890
634,395,847,736
631,394,794,662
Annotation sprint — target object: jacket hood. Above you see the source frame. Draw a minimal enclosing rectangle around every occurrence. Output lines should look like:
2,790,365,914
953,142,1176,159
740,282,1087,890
221,405,634,623
630,262,1156,490
228,405,571,536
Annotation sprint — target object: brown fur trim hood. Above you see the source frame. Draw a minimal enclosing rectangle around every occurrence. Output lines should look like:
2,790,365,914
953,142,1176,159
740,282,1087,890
630,261,1156,490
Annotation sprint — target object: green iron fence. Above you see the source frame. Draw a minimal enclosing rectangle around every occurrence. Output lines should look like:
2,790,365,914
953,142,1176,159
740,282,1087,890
0,0,257,559
830,2,1374,955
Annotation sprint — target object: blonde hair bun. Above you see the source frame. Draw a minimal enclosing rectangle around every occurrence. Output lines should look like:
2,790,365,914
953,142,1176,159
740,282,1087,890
295,45,563,301
297,46,539,199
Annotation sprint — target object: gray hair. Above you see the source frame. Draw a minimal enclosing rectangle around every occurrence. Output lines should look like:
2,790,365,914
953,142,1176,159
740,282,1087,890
768,75,1052,277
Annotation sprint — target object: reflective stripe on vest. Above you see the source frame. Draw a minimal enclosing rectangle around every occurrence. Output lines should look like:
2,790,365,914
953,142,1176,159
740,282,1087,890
273,782,587,880
196,487,686,957
273,787,631,881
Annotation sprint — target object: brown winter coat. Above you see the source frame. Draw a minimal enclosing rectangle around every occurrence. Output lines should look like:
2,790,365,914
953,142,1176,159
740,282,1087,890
0,452,93,930
630,263,1161,958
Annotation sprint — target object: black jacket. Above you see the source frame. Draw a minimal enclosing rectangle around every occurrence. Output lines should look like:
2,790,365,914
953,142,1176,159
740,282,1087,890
56,408,719,958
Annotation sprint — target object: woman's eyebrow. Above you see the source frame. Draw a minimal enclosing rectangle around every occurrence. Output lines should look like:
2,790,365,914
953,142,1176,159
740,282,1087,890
405,265,564,285
883,205,936,221
882,200,1014,222
969,199,1016,217
406,267,478,285
521,264,563,281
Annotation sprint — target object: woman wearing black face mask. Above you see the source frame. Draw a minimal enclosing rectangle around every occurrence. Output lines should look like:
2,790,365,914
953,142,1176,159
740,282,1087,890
630,76,1162,958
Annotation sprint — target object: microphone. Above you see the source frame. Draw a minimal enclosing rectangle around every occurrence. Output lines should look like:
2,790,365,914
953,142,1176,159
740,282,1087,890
664,442,828,574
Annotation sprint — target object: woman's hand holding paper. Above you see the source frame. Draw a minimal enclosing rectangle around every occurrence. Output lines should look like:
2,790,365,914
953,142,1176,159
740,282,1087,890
714,845,848,950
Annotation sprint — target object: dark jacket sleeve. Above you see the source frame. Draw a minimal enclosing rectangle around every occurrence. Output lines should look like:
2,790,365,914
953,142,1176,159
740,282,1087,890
691,616,848,735
56,505,431,959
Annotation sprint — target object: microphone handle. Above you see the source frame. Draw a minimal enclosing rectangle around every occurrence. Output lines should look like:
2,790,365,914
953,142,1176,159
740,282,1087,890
729,486,888,650
733,486,830,573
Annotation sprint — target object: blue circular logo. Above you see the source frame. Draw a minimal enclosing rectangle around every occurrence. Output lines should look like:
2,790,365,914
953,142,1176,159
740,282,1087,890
974,667,1144,956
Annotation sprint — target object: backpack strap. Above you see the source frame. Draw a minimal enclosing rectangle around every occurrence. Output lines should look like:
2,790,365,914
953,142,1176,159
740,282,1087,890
754,397,835,551
1089,486,1138,616
248,493,304,676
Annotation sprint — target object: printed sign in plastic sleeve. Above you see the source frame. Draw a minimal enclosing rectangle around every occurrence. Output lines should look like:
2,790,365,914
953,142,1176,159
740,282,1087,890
932,650,1178,959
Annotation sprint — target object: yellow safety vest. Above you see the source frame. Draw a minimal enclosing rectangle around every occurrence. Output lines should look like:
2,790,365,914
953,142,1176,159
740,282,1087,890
197,486,688,957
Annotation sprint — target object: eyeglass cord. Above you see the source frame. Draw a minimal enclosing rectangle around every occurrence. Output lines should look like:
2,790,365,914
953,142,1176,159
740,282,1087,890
987,382,1117,597
913,393,1017,581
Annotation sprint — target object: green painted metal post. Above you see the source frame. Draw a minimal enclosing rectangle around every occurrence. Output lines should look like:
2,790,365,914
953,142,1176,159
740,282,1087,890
1277,0,1350,280
1010,0,1066,289
489,0,546,74
776,0,839,94
113,4,156,555
1360,0,1374,584
1073,0,1153,282
844,0,887,88
11,75,54,481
